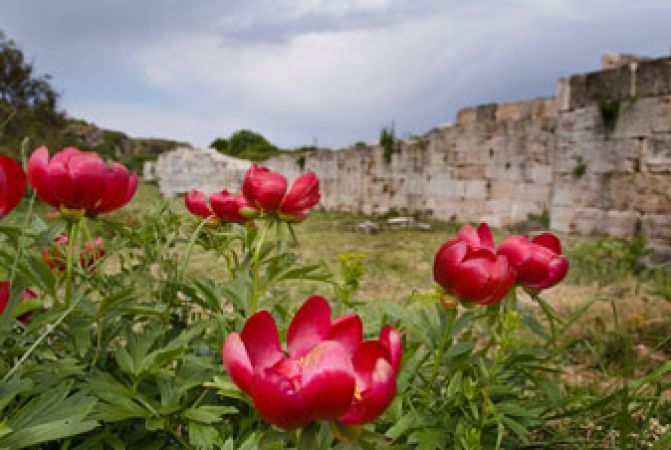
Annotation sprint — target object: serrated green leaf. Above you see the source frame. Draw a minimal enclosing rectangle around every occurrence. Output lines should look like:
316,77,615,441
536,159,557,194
182,406,237,424
189,422,221,450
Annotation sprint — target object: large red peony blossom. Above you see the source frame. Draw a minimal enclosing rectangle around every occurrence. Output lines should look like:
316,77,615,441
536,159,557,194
497,232,569,291
0,281,37,323
42,233,106,272
433,223,515,305
222,296,401,429
242,164,320,221
27,146,137,215
0,155,26,219
184,190,254,224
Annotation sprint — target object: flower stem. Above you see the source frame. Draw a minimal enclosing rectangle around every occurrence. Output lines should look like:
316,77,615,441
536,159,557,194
249,220,271,314
65,220,79,308
3,295,82,381
430,306,457,385
8,193,36,285
179,218,209,280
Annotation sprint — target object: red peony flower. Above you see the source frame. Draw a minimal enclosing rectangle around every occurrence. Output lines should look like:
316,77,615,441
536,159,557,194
27,146,137,215
433,223,514,305
0,155,26,219
184,190,254,224
497,232,569,291
222,296,401,429
42,233,106,272
0,281,37,323
280,172,320,222
242,164,320,221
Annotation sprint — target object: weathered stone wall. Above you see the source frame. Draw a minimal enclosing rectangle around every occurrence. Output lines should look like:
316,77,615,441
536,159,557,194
153,147,251,197
153,55,671,257
551,57,671,259
266,97,557,227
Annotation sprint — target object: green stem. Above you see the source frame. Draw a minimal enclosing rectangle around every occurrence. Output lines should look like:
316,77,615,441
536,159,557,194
169,425,194,450
90,318,103,370
8,193,36,284
65,221,79,308
3,295,82,381
249,220,271,314
179,218,209,280
430,307,457,385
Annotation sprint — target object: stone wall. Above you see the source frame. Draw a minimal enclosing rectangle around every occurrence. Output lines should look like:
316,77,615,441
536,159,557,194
266,96,557,227
152,147,251,197
552,57,671,259
152,55,671,258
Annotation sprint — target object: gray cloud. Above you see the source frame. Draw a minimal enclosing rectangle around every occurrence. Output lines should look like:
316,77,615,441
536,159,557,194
1,0,670,148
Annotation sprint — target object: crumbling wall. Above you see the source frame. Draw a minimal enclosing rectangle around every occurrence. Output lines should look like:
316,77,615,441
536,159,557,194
551,57,671,259
267,97,557,226
154,147,251,197
153,56,671,257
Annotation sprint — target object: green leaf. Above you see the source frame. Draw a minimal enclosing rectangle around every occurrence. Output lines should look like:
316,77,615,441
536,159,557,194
0,378,33,411
238,432,258,450
182,406,237,424
114,346,136,377
446,371,462,399
189,422,221,450
444,341,474,360
145,417,166,431
0,418,99,448
501,416,528,441
88,374,150,421
206,376,249,402
0,386,98,448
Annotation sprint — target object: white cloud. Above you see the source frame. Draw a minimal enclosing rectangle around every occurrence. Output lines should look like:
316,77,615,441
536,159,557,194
4,0,671,148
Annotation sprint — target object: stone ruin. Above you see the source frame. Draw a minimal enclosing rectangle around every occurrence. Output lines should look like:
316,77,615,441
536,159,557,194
149,54,671,260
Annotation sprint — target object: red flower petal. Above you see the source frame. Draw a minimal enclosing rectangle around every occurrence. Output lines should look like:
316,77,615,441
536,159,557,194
476,223,495,251
287,296,331,359
184,191,212,219
0,280,9,316
379,325,402,373
450,257,492,301
46,160,76,207
251,366,312,429
27,146,58,207
329,314,363,357
532,254,569,290
457,223,495,251
433,239,465,290
280,172,320,217
532,232,563,254
121,173,138,208
210,190,249,223
476,255,515,305
240,310,283,370
94,163,130,213
222,332,254,395
51,147,80,165
242,164,287,213
497,235,531,269
301,341,356,420
66,152,108,210
0,156,26,218
339,341,397,425
545,255,569,287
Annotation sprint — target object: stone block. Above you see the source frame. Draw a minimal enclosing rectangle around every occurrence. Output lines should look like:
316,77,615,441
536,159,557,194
641,136,671,173
635,57,671,98
604,173,671,214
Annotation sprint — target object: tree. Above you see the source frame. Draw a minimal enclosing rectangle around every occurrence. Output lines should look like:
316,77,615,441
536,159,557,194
0,31,59,111
209,129,280,161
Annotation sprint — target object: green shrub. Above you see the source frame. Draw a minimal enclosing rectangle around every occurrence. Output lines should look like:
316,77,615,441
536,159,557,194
566,235,647,285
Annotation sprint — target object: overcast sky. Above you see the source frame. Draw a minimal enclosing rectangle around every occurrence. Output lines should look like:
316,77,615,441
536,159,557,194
2,0,670,149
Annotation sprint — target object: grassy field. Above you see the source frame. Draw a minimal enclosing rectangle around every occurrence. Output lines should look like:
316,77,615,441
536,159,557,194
127,182,671,381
